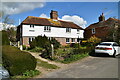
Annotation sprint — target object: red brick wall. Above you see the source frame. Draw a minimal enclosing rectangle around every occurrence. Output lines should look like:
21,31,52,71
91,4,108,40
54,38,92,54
22,37,29,47
84,27,110,40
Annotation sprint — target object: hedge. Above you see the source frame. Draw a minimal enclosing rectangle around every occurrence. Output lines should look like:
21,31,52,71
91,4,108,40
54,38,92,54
1,30,10,45
2,45,37,76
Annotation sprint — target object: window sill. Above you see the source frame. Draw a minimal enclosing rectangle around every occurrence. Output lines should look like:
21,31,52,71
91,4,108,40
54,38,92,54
44,31,51,32
66,42,70,44
66,32,71,33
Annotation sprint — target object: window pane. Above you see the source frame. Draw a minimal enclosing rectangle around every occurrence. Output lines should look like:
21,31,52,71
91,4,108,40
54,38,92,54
66,38,70,42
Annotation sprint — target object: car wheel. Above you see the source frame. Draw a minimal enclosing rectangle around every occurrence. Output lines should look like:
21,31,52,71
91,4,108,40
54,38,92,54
113,50,117,58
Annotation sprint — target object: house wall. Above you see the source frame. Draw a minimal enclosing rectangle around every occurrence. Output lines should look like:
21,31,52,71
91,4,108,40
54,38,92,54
21,24,84,46
84,26,110,40
22,24,84,38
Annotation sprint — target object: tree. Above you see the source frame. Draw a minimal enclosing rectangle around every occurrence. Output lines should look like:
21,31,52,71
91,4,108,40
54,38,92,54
107,23,120,42
1,12,14,30
0,11,16,42
117,25,120,44
7,27,17,42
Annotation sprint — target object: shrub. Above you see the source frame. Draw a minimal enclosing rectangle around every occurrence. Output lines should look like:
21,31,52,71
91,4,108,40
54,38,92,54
50,38,60,49
29,47,44,52
1,30,10,45
2,45,37,76
70,43,80,48
30,36,50,49
23,45,27,50
22,70,40,77
87,35,101,46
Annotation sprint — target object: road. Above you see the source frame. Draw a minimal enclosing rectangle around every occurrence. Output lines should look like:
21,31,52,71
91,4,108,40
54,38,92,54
42,55,119,78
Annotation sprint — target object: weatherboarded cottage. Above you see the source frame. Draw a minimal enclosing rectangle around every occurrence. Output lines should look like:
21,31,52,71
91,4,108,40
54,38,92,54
17,10,84,47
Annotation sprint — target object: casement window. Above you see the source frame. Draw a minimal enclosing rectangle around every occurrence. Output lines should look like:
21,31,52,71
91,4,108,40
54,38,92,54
28,37,35,44
71,38,75,42
77,29,80,32
66,38,70,43
92,28,95,34
66,28,71,33
44,26,51,32
30,25,34,28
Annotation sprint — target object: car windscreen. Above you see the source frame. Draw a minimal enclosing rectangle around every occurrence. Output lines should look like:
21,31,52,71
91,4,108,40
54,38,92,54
99,43,112,46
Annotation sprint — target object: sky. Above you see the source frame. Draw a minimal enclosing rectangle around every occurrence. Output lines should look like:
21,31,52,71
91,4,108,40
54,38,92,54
1,2,119,29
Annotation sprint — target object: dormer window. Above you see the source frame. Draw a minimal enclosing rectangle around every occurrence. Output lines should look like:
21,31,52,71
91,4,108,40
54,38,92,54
92,28,95,34
66,28,71,33
44,26,51,32
30,25,34,28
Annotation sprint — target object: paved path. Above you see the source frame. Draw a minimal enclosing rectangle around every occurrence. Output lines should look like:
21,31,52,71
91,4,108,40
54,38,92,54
42,56,119,78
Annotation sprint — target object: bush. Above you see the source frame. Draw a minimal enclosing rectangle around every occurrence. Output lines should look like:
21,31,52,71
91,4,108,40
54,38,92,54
50,38,60,49
87,35,101,46
70,43,80,48
23,45,27,50
2,45,37,76
30,36,50,49
1,30,10,45
23,70,40,77
29,47,44,52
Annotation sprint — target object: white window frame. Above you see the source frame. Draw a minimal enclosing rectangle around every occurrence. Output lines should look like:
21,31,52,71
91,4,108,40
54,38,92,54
77,29,80,32
66,38,70,43
28,37,35,44
71,38,75,43
30,25,34,28
66,28,71,33
44,26,51,32
92,28,95,34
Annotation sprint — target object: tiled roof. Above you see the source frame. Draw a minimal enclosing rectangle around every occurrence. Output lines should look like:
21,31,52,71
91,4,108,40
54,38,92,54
22,16,84,30
85,18,120,30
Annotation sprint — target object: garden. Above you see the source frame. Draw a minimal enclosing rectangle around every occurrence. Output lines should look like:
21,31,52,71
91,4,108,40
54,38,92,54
1,30,40,79
25,35,101,64
1,30,101,79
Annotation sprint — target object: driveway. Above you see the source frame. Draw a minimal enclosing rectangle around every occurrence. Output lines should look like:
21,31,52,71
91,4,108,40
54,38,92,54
42,55,119,78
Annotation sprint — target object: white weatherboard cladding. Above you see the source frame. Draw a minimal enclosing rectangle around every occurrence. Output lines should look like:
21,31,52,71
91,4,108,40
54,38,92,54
22,25,84,38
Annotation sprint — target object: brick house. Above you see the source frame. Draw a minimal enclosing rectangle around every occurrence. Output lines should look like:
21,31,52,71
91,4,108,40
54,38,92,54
17,10,84,47
84,13,120,41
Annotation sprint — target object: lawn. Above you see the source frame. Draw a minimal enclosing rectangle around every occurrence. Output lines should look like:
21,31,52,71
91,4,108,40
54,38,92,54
37,58,59,69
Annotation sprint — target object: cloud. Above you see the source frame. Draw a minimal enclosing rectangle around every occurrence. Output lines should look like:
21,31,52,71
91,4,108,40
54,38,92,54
39,14,87,28
61,15,87,28
39,13,49,18
1,2,45,15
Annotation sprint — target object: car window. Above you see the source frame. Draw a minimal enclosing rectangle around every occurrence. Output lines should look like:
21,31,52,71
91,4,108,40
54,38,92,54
113,43,119,46
99,43,112,46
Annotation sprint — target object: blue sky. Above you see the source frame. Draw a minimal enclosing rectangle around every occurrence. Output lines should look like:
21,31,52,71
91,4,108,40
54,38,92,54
2,2,118,28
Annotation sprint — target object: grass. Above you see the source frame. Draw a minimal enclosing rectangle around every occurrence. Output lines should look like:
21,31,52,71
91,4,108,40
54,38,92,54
11,70,40,79
37,59,59,69
61,53,89,64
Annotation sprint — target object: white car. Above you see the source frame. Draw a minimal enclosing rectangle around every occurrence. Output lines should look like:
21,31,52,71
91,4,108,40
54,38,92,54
95,42,120,57
0,66,9,79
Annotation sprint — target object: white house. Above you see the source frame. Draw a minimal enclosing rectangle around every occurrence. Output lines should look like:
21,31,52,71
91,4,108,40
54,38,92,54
17,10,84,46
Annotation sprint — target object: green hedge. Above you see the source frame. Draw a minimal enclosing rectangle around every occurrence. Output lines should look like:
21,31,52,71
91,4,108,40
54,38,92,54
1,30,10,45
2,45,37,76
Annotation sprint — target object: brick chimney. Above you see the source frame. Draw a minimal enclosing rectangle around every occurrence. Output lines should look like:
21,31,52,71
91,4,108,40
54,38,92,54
50,10,58,20
99,13,105,22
